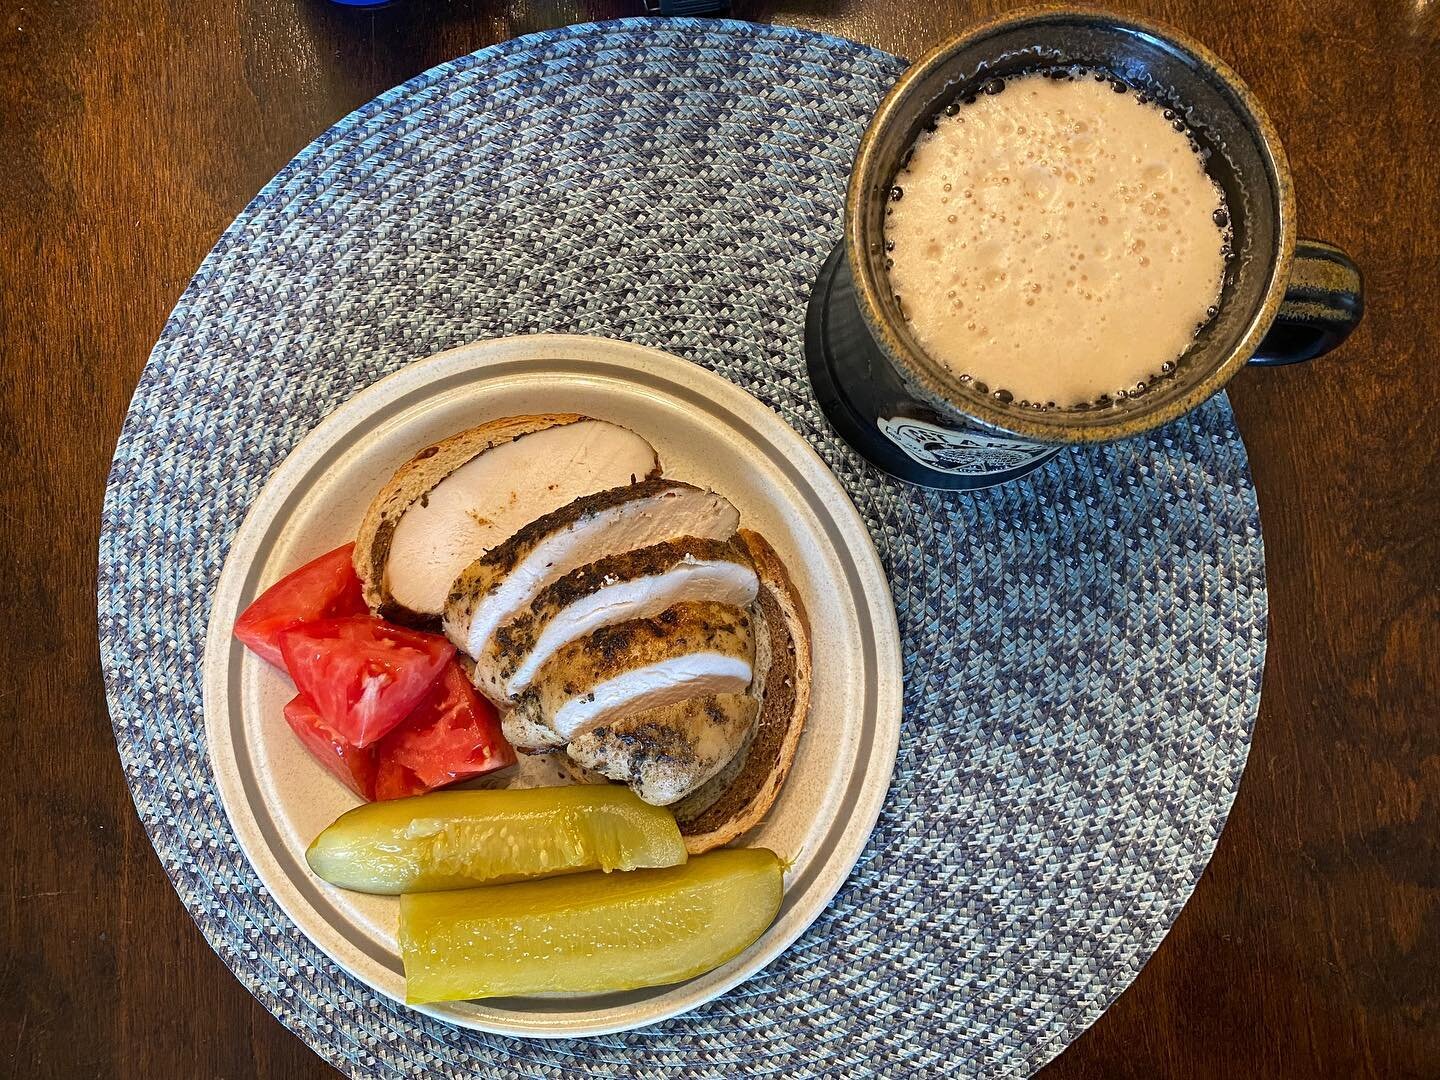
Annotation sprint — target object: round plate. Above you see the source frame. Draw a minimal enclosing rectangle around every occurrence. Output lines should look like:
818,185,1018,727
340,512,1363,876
201,333,903,1039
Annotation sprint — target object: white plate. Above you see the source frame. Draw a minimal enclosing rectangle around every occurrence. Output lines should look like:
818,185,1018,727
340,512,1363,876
202,335,903,1038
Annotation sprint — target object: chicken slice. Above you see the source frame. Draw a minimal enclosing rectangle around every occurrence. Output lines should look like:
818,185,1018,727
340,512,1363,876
474,536,759,701
359,417,659,624
506,601,755,746
565,694,760,806
442,479,739,660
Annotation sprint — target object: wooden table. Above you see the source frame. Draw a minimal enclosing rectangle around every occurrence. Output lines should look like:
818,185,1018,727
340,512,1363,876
3,1,1435,1075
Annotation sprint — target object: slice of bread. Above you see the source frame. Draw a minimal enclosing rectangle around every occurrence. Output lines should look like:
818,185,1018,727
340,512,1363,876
674,529,811,855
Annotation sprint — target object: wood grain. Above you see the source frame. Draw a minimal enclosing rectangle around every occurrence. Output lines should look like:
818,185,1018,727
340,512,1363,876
2,1,1436,1076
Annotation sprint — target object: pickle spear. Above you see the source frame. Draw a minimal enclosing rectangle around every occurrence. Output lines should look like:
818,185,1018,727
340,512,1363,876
399,847,783,1003
306,786,686,894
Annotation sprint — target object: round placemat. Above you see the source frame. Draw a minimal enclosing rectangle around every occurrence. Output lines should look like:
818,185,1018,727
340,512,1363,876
98,18,1266,1078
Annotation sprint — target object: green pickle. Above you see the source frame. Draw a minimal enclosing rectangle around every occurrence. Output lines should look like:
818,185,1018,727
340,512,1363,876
305,786,686,894
398,847,784,1003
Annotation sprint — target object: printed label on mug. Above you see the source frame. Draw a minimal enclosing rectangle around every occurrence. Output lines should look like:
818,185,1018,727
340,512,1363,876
877,416,1061,481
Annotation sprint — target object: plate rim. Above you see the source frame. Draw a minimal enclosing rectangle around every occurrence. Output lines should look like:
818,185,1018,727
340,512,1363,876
201,333,903,1039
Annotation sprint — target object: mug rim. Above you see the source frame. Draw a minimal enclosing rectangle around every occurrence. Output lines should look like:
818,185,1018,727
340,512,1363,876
845,4,1298,444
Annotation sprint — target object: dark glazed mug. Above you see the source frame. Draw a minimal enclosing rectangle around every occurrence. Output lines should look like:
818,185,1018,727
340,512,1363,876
806,7,1364,490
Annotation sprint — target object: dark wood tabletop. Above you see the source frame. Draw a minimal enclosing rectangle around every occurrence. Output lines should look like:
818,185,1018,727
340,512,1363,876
3,0,1436,1076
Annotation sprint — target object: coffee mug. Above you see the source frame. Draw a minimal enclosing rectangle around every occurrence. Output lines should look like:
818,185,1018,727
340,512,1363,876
805,6,1364,490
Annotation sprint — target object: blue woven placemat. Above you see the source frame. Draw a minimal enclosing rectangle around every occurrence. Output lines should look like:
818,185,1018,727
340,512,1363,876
98,18,1265,1078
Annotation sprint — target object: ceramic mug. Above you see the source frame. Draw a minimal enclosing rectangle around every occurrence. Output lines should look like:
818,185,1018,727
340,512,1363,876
805,6,1364,490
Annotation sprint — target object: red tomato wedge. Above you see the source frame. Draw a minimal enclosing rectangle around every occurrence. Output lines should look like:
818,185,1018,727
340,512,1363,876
372,662,517,800
281,696,377,800
279,616,454,748
234,543,367,668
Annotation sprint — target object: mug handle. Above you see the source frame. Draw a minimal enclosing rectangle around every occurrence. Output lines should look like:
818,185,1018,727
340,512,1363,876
1248,239,1364,366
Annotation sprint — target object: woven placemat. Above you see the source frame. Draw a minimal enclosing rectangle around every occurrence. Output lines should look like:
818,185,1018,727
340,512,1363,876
98,18,1265,1078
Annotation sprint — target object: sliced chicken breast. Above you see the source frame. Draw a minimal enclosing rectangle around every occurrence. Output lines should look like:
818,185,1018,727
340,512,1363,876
381,418,658,620
356,416,660,625
500,705,569,751
474,537,759,701
566,694,760,806
443,480,740,661
507,601,755,745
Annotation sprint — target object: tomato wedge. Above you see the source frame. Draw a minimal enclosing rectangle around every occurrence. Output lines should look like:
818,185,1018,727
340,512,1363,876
279,616,454,748
372,663,516,800
234,543,367,668
282,696,377,800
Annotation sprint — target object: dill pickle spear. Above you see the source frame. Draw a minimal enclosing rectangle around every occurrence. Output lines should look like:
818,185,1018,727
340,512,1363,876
399,847,783,1003
305,786,686,894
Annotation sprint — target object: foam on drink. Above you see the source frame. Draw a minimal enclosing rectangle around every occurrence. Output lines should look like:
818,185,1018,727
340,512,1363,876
884,72,1229,407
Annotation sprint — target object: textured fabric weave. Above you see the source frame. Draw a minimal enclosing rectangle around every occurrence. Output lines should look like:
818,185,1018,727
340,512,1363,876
98,19,1265,1078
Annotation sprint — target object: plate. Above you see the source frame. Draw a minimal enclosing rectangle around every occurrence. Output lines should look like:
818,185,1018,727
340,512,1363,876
202,334,903,1038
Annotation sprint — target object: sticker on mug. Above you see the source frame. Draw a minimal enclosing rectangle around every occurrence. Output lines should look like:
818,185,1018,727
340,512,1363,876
878,416,1061,480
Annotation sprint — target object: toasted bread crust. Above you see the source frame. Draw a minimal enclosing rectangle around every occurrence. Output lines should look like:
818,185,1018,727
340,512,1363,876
678,529,811,854
354,414,591,627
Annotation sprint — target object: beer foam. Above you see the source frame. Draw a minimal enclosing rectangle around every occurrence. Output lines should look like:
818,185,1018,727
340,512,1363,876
884,72,1229,407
